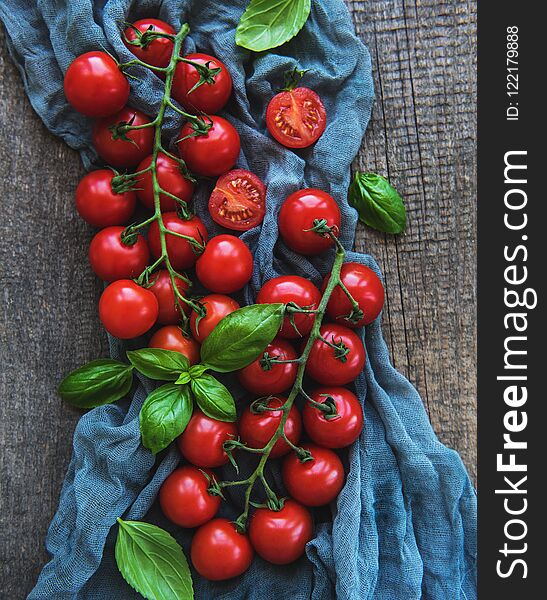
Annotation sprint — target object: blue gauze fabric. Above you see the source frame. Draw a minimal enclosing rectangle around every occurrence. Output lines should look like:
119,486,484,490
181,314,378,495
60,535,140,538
0,1,477,598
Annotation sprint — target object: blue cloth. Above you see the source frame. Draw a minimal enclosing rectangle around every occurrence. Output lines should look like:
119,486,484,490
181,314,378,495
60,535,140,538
0,1,477,598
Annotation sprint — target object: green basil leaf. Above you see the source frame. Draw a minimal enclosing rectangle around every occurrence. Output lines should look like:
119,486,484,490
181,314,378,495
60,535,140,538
115,518,193,600
140,384,193,454
348,172,407,234
127,348,190,381
58,359,133,408
236,0,311,52
191,374,237,422
200,304,284,372
175,372,191,385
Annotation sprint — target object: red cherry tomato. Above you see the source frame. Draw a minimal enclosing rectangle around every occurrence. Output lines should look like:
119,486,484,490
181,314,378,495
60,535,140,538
324,263,385,327
239,396,301,458
159,466,220,528
266,87,326,149
208,169,266,231
135,153,194,212
238,337,298,395
282,444,344,507
99,280,158,339
305,324,366,386
88,226,149,282
64,51,129,117
92,107,154,169
303,387,364,448
177,115,240,177
195,235,253,294
148,270,190,324
149,326,201,366
75,169,135,227
177,409,237,468
172,53,232,114
191,518,253,581
190,294,240,343
148,212,208,271
123,19,175,69
278,189,341,256
256,275,321,339
249,500,313,565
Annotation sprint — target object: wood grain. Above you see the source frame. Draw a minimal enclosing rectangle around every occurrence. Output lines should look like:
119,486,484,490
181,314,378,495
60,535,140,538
0,2,477,596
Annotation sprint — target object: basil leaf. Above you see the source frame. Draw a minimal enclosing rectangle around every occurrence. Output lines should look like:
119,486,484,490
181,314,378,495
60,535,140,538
115,518,193,600
200,304,284,372
236,0,311,52
348,172,407,234
191,374,236,422
58,359,133,408
140,384,193,454
127,348,190,381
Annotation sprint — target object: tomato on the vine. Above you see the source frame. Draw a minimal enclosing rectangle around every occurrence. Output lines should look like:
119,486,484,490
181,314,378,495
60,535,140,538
159,466,220,528
238,337,298,395
282,444,344,507
136,153,194,212
99,280,158,339
122,19,175,69
190,294,240,343
88,226,149,282
303,387,364,448
92,107,154,169
208,169,266,231
149,326,201,366
177,115,240,177
148,212,208,270
64,51,129,117
256,275,321,339
177,409,237,468
191,518,254,581
195,235,253,294
75,169,136,228
278,189,341,255
172,53,232,114
239,396,301,458
148,270,189,324
249,499,313,565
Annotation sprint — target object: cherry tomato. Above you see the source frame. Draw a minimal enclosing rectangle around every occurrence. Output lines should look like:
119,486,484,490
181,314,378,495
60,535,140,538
172,53,232,114
88,226,149,282
75,169,135,228
99,280,158,339
64,51,129,117
208,169,266,231
266,87,326,149
249,500,313,565
324,263,385,327
148,212,208,271
239,397,301,458
191,518,253,581
256,275,321,339
149,326,201,366
123,19,175,69
190,294,240,343
195,235,253,294
177,115,240,177
282,444,344,507
136,153,194,212
148,270,190,324
303,387,364,448
305,324,366,386
238,337,298,395
92,107,154,169
278,189,341,256
159,466,220,528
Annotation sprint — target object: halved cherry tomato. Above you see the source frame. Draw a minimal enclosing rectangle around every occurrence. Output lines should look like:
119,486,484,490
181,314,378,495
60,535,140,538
208,169,266,231
148,270,190,324
149,325,201,366
123,19,175,69
190,294,240,343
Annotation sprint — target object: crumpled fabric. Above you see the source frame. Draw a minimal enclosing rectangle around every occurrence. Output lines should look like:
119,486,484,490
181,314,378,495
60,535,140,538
0,0,477,598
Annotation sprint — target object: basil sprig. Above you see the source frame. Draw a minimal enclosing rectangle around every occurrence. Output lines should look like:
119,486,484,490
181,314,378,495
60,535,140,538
348,171,407,234
191,374,237,422
127,348,190,381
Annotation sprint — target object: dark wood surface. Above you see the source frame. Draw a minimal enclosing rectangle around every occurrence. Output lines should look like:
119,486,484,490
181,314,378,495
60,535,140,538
0,1,476,597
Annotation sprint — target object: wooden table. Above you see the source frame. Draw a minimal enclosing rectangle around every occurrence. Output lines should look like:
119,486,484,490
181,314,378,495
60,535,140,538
0,1,476,596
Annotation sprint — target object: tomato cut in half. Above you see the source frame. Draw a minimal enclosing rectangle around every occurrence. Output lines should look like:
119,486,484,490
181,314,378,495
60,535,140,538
208,169,266,231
